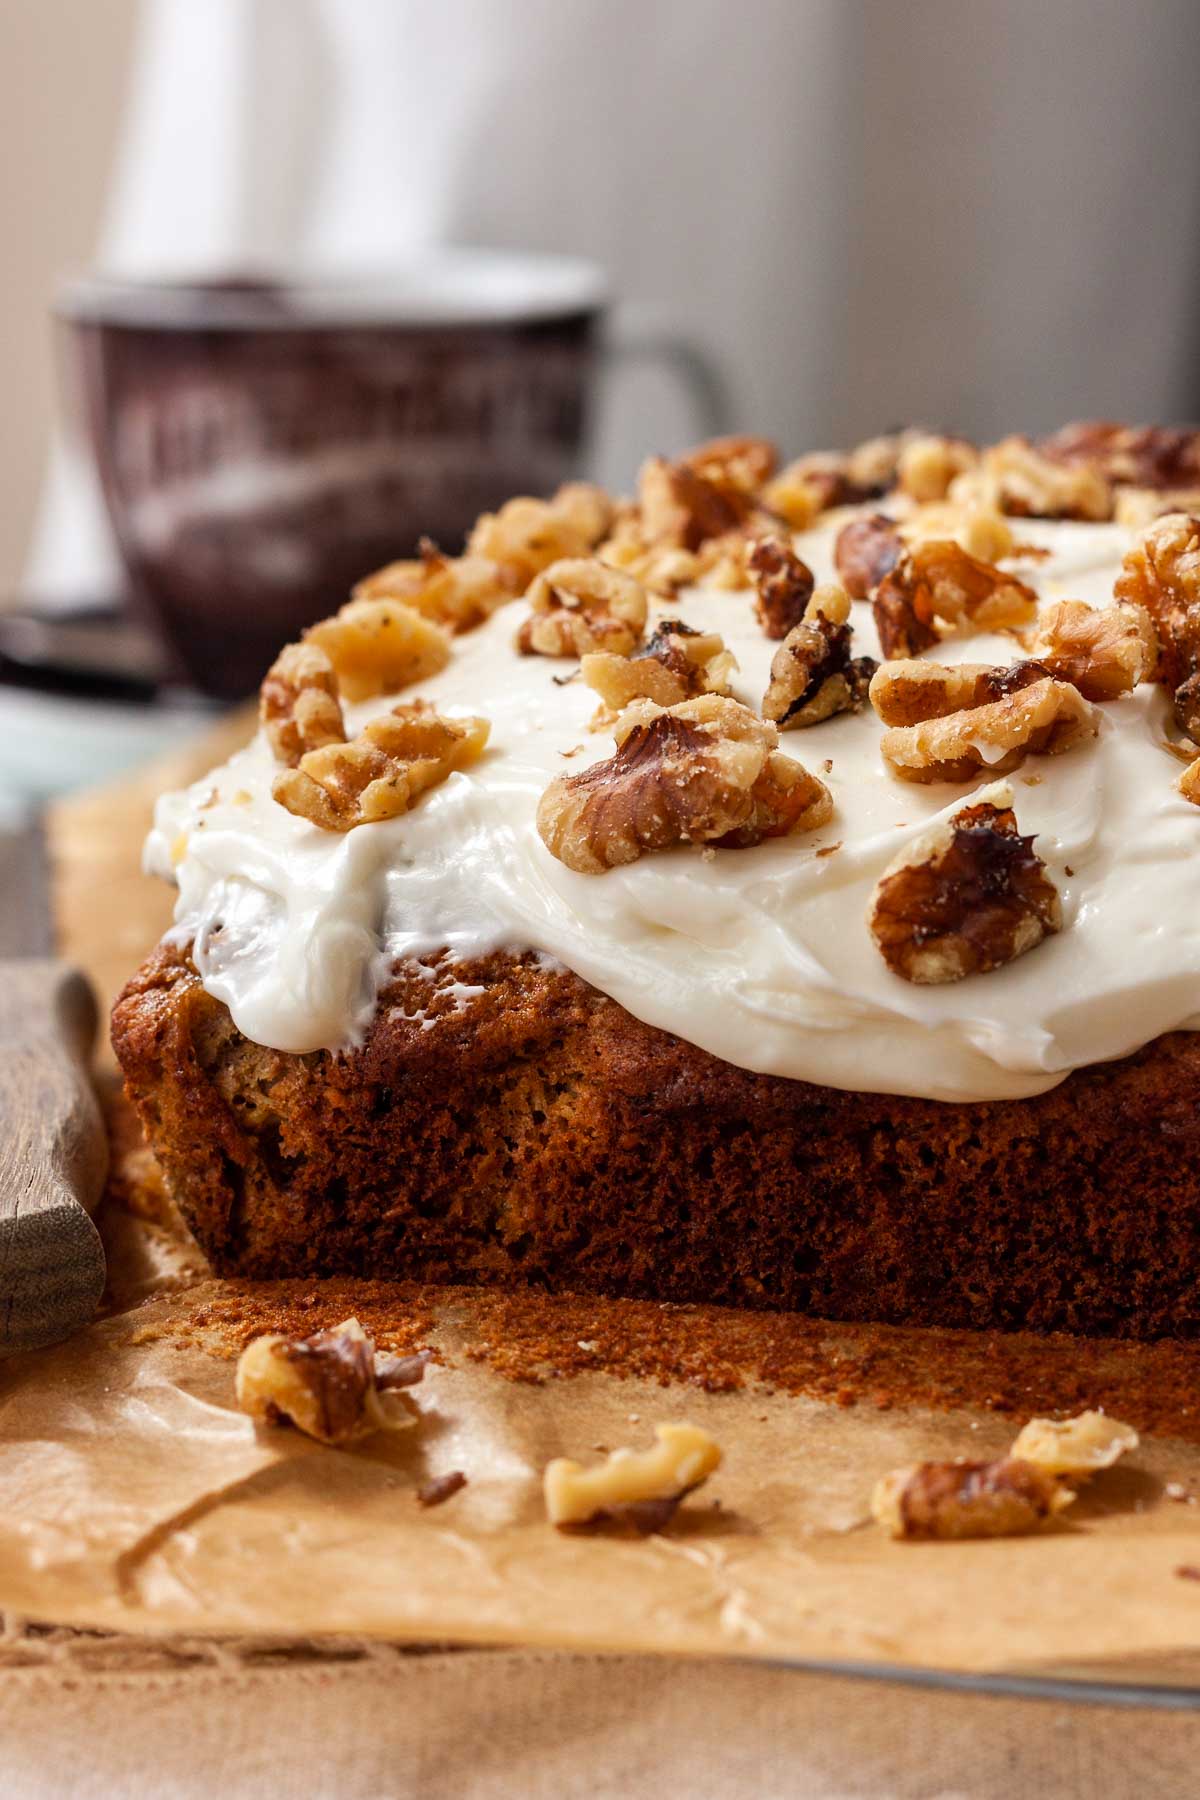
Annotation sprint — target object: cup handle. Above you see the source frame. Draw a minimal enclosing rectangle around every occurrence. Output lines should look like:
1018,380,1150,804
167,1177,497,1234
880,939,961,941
601,300,735,442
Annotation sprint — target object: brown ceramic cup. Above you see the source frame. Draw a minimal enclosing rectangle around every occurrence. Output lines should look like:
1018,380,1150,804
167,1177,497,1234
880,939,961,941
58,254,720,700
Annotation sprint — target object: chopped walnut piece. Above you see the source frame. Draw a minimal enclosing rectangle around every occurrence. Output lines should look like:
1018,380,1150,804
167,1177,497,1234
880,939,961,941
235,1317,425,1446
899,499,1016,565
581,619,734,725
683,433,777,496
273,701,489,831
1114,512,1200,689
1029,599,1158,701
467,481,613,588
956,435,1113,521
543,1422,722,1530
1009,1411,1139,1480
307,598,451,703
833,513,904,600
1175,672,1200,746
635,454,756,552
1115,487,1200,529
260,642,346,766
878,674,1095,784
762,584,877,729
517,558,648,658
748,535,816,637
1179,758,1200,804
872,540,1038,660
896,432,979,503
536,693,832,873
868,791,1062,982
872,1457,1072,1541
352,540,514,632
868,657,1051,728
845,431,908,495
1038,420,1200,491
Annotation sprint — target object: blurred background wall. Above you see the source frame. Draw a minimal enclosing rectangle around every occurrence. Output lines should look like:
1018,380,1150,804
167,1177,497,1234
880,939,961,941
6,0,1200,605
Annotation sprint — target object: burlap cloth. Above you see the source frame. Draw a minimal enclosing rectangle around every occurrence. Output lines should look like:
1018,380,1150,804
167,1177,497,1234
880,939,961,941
5,1613,1200,1798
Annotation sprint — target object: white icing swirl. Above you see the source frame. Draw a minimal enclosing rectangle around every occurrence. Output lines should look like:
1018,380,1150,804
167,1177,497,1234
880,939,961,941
147,516,1200,1102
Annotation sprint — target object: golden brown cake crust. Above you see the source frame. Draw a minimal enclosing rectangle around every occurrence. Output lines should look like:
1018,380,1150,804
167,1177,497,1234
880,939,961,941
112,940,1200,1339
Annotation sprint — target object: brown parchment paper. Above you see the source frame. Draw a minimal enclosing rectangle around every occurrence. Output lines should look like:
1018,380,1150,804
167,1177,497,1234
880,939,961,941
6,716,1200,1683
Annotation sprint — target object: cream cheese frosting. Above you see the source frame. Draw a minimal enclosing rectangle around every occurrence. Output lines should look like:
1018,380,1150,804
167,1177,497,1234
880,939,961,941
146,514,1200,1102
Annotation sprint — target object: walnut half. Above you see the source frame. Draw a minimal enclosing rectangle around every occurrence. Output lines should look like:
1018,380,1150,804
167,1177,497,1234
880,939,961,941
581,618,734,726
872,1457,1072,1541
260,642,346,766
517,558,648,658
747,535,816,638
235,1318,427,1446
273,701,489,831
1114,512,1200,691
536,693,832,874
872,540,1038,660
1028,599,1158,701
1009,1411,1139,1479
833,514,904,601
544,1423,722,1531
761,584,877,729
874,670,1095,784
868,791,1061,983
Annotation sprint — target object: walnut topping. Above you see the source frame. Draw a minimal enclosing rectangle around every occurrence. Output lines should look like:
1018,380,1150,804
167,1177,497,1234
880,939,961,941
1029,598,1158,701
235,1317,426,1446
868,657,1051,728
956,435,1113,520
260,642,346,766
682,433,777,496
762,584,877,729
832,513,904,601
899,499,1016,565
352,540,514,632
876,673,1095,784
868,792,1062,982
1114,512,1200,689
895,432,979,503
872,540,1038,660
634,454,757,552
306,598,451,703
872,1457,1072,1541
1009,1411,1139,1479
761,435,905,528
543,1422,722,1530
1180,758,1200,805
467,481,613,588
1038,420,1200,491
1115,486,1200,529
581,619,734,725
517,558,648,658
747,535,815,637
536,693,832,874
273,701,489,832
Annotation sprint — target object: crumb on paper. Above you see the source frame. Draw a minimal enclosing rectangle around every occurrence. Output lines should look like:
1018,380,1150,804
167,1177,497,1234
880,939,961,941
417,1470,467,1508
544,1422,722,1532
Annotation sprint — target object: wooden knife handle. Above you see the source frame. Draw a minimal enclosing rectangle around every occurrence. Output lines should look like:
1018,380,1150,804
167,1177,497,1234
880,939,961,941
0,962,107,1356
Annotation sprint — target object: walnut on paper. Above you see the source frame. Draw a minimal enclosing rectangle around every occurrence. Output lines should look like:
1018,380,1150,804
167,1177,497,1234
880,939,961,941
235,1317,427,1446
544,1423,722,1531
872,1457,1073,1541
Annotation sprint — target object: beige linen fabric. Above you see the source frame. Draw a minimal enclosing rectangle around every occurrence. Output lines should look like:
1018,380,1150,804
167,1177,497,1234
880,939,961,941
4,1644,1200,1800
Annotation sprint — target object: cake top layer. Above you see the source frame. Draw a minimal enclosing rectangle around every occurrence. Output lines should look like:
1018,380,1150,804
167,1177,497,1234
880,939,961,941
147,427,1200,1101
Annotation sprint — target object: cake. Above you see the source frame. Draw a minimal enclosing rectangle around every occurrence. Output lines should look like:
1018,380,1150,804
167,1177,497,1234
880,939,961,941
113,425,1200,1339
